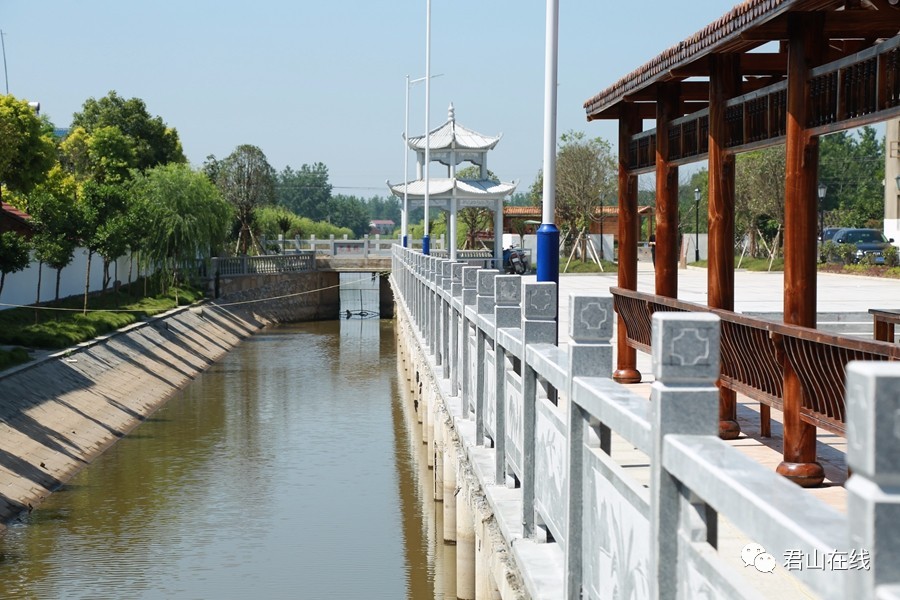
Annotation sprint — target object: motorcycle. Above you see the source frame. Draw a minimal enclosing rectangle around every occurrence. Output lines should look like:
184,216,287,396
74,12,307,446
502,246,528,275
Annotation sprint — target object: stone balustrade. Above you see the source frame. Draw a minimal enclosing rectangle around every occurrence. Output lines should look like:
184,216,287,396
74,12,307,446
390,245,900,600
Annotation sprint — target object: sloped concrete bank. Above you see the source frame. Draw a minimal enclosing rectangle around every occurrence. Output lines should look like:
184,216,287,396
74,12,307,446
0,303,270,526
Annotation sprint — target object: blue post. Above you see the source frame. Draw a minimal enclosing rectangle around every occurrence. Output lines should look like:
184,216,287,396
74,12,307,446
423,234,431,256
402,234,408,248
536,223,559,285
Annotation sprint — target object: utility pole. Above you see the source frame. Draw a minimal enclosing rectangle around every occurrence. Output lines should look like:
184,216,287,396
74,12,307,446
1,30,8,94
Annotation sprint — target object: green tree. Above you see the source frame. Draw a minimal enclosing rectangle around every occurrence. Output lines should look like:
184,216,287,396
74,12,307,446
132,163,232,295
529,130,617,252
276,163,332,220
819,127,884,228
71,91,185,170
734,147,786,257
0,95,56,200
212,145,275,254
0,231,31,298
77,181,130,310
327,194,370,237
456,165,497,249
28,166,80,302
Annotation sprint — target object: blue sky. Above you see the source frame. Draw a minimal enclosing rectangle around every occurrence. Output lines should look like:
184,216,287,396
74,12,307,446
3,0,736,197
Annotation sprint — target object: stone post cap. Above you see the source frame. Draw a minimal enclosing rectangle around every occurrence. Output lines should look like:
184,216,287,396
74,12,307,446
462,266,479,290
522,282,556,320
495,275,521,307
452,262,465,283
477,270,499,297
568,295,613,343
846,361,900,483
651,312,720,384
442,260,452,278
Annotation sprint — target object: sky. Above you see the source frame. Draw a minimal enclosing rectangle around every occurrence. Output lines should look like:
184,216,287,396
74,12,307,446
2,0,739,198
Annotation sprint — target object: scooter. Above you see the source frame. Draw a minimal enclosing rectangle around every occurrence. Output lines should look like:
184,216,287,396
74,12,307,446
503,246,528,274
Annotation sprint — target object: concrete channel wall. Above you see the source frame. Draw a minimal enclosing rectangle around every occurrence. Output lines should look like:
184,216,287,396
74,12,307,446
391,245,900,600
0,303,269,525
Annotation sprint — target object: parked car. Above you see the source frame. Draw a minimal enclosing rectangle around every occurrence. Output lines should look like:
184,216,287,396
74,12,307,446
831,228,894,264
820,227,841,243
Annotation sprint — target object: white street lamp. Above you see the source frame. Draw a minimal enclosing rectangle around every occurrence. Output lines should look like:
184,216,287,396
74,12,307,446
423,0,433,255
403,73,443,248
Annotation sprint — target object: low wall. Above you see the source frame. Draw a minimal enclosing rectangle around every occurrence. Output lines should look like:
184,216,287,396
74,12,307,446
214,271,342,322
0,303,269,524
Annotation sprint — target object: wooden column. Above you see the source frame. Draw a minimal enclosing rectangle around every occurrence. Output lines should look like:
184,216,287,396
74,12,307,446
614,103,641,383
708,54,741,439
655,83,680,298
777,13,826,488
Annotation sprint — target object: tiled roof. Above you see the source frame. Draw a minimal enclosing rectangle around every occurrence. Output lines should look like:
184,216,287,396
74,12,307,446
583,0,796,118
1,201,32,224
407,105,501,151
388,178,516,199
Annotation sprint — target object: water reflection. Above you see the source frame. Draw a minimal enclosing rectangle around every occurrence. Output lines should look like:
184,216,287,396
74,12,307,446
0,319,447,599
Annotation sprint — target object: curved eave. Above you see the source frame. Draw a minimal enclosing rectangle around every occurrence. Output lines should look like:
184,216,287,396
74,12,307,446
583,0,806,120
407,120,502,151
387,178,517,199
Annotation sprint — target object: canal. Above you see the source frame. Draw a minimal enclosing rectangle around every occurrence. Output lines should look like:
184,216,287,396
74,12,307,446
0,316,456,598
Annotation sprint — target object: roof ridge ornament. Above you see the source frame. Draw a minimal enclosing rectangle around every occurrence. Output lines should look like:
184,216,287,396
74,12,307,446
448,102,455,123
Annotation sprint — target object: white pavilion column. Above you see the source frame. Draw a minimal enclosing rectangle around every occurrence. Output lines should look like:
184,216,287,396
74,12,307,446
494,199,503,269
450,199,458,261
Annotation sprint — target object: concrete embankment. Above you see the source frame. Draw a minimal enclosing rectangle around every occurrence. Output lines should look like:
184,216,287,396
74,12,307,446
0,302,269,525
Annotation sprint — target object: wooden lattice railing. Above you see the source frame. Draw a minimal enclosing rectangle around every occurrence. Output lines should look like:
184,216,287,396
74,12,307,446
611,287,900,436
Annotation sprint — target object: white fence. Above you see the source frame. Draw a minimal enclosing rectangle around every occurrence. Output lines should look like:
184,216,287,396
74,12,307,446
0,248,132,310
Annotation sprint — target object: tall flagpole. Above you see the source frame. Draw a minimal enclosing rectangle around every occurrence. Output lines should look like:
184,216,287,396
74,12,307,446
402,75,410,248
422,0,432,255
537,0,559,285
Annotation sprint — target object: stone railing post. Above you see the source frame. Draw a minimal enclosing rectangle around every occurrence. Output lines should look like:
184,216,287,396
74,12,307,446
460,266,479,416
364,233,370,257
493,274,522,484
475,270,499,444
564,294,615,599
450,262,465,395
845,362,900,599
439,260,453,374
521,281,557,538
649,312,720,600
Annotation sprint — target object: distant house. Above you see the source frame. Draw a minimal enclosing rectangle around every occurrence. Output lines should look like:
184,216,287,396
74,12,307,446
0,202,34,238
369,219,396,235
503,205,655,242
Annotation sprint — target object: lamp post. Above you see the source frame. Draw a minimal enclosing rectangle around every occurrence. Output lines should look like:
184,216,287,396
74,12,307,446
422,0,433,256
817,182,827,240
537,0,560,286
402,73,443,248
694,187,701,263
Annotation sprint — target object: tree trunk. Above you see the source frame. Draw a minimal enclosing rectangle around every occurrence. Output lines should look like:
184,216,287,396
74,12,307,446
55,268,62,302
35,260,43,324
83,250,92,314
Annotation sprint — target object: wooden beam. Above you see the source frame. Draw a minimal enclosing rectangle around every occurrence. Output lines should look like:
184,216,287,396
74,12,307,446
614,104,642,384
655,82,680,299
742,11,900,41
707,53,741,441
778,12,826,488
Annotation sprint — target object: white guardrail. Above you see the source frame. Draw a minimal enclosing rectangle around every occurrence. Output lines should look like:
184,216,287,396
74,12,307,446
390,245,900,600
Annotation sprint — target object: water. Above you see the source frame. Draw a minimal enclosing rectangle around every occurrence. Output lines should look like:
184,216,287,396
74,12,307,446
0,318,450,599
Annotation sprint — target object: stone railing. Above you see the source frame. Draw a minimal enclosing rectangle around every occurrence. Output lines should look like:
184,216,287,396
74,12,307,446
211,252,315,276
261,234,444,257
390,245,900,600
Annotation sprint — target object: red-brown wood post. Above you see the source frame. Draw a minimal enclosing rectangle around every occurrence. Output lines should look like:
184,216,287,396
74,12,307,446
655,83,680,298
708,54,741,440
778,13,826,487
614,103,641,383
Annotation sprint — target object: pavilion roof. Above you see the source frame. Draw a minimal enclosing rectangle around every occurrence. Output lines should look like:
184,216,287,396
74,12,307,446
583,0,900,120
388,177,516,200
407,104,502,151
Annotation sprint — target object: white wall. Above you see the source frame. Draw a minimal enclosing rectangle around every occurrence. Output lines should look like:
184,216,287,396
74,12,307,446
0,248,133,310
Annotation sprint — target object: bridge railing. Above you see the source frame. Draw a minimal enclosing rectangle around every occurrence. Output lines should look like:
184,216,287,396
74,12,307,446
390,245,900,600
210,252,315,276
260,233,444,257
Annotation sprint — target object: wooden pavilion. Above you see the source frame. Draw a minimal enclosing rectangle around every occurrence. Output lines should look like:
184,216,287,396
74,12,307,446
584,0,900,486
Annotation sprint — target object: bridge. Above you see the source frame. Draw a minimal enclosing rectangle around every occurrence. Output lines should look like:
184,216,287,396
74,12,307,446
389,245,900,600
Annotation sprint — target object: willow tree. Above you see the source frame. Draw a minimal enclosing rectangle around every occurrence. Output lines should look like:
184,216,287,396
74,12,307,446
132,163,232,299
